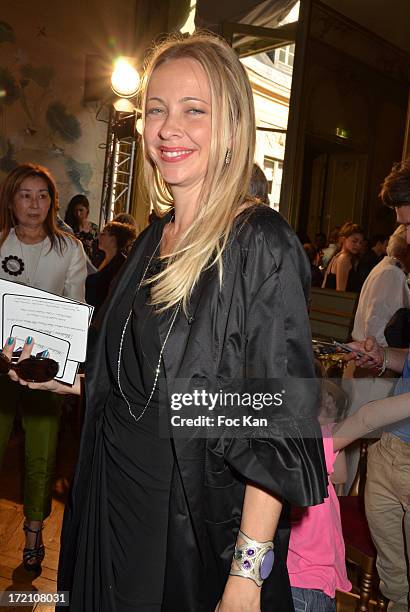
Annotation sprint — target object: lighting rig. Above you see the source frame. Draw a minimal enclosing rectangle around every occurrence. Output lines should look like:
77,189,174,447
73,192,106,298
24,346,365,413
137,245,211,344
99,57,140,226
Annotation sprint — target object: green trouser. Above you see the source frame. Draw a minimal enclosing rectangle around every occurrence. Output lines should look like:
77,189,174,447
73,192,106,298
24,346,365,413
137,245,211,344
0,376,62,521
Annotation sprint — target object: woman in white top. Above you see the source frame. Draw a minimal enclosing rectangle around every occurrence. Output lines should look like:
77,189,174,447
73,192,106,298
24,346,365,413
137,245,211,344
352,225,410,346
0,163,87,573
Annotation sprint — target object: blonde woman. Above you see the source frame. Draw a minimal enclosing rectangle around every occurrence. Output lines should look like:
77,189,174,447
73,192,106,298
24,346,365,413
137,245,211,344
4,34,326,611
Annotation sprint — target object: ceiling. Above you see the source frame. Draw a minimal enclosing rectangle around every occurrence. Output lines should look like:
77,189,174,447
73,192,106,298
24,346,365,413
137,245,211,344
194,0,410,57
321,0,410,54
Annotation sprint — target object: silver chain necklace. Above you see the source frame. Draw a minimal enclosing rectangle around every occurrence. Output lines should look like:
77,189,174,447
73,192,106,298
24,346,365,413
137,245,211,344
16,232,46,286
116,222,180,424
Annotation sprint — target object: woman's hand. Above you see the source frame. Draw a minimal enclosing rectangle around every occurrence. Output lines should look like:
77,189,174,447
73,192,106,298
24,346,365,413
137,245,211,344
344,336,383,370
1,337,81,395
215,576,261,612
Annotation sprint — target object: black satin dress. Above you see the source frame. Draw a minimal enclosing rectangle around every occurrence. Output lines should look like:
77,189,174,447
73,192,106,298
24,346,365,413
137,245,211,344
105,253,174,611
58,206,328,612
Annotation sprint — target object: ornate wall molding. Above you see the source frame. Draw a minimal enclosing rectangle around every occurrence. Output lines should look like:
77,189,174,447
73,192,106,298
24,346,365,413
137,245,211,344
311,1,410,83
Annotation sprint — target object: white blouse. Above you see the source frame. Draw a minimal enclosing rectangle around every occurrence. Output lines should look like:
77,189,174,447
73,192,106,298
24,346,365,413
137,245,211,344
352,256,410,346
0,229,87,301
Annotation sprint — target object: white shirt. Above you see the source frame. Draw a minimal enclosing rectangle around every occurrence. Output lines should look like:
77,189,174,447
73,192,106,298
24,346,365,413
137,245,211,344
321,243,338,268
0,229,87,301
352,256,410,346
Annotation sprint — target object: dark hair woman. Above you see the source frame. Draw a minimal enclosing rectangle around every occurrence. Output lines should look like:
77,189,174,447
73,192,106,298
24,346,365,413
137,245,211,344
113,212,139,230
85,221,137,315
64,194,102,267
249,163,270,205
0,163,87,572
322,221,364,291
3,35,326,611
303,243,324,287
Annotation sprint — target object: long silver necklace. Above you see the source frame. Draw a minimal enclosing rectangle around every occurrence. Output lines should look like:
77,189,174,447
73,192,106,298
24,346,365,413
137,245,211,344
16,229,46,286
116,223,180,424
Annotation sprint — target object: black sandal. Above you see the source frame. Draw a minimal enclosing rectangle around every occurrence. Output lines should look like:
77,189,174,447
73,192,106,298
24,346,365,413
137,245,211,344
23,524,45,572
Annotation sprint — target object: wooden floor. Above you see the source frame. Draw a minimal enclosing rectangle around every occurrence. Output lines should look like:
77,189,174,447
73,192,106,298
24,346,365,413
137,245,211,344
0,409,383,612
0,407,79,612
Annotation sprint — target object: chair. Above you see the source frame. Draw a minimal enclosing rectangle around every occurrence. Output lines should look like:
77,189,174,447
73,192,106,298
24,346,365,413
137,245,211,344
309,287,359,342
338,439,388,611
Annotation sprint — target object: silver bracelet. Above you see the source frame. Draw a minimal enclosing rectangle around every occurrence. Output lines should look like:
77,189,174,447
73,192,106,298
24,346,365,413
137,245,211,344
377,347,388,376
230,530,274,587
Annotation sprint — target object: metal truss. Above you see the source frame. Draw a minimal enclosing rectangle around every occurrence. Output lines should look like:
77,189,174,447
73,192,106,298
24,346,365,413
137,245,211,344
99,107,137,227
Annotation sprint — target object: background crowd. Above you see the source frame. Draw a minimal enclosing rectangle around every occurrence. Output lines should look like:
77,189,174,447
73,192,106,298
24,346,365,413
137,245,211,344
0,149,409,612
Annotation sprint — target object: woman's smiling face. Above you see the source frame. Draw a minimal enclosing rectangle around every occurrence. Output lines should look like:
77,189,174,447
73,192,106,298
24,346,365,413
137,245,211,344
144,57,212,197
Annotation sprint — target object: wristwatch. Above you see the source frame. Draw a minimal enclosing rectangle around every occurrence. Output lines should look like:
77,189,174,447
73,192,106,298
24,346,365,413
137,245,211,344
230,530,275,587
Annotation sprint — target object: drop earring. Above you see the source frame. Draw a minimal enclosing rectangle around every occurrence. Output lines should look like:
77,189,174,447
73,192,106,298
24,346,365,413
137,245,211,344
225,149,232,165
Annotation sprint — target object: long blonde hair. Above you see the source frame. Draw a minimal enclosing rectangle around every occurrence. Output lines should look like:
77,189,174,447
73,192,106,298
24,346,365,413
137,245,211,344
140,32,256,312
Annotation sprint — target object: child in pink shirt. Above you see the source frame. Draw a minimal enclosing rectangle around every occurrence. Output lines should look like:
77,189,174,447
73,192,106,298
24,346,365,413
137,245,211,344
287,378,410,612
288,423,350,611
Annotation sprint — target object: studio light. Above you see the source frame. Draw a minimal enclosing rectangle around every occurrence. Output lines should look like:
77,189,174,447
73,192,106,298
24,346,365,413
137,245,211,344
111,57,140,98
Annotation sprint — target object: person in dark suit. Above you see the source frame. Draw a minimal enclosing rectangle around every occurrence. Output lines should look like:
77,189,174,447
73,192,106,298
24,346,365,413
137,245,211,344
85,221,136,316
350,233,388,292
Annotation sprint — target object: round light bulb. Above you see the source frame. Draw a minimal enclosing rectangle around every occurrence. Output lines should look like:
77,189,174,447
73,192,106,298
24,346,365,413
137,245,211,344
111,57,140,98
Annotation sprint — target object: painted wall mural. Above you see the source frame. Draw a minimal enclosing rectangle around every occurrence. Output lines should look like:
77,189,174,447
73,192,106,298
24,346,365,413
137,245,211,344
0,11,110,222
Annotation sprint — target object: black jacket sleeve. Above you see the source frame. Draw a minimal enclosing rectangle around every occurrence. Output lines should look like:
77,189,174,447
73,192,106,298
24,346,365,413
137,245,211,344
223,207,327,506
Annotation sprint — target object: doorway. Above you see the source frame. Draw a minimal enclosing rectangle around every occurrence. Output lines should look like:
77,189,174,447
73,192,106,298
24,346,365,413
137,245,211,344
299,135,367,241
